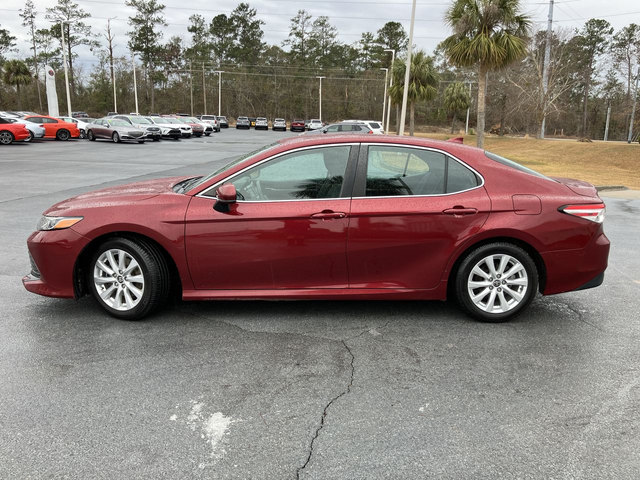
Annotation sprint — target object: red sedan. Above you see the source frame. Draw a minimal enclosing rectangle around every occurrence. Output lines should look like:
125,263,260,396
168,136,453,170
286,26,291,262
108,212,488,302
0,119,30,144
23,135,609,322
23,115,81,140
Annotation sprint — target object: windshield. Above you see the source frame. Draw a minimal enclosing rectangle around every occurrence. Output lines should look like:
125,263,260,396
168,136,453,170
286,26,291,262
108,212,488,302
485,151,554,181
109,119,131,127
131,117,152,125
187,142,280,191
161,118,181,124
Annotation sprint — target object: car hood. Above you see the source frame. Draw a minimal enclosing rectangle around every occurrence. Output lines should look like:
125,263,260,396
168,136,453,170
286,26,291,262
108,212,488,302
45,176,192,215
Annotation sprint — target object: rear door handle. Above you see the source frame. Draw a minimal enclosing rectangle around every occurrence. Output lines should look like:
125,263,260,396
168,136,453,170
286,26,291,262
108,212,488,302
311,211,347,220
442,207,478,216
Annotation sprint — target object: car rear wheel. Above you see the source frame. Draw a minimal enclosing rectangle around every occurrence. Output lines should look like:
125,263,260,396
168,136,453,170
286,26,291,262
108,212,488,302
88,237,170,320
0,131,14,145
56,129,70,141
25,131,34,142
455,243,538,323
112,132,120,143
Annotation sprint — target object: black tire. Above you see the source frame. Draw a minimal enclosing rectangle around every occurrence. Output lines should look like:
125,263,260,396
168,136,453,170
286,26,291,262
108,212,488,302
88,130,96,141
455,242,538,323
112,132,121,143
80,129,86,139
56,129,70,141
153,138,160,142
205,133,211,137
87,237,170,321
25,131,34,142
0,130,14,145
138,140,145,144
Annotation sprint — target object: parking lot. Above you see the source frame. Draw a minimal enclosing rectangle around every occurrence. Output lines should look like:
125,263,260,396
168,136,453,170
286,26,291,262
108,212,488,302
1,130,639,479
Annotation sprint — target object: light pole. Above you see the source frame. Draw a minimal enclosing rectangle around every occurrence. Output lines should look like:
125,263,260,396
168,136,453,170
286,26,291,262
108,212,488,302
628,66,639,144
202,62,207,115
380,68,388,129
215,71,224,116
384,48,395,133
399,0,417,136
131,53,139,114
316,76,326,122
52,20,72,117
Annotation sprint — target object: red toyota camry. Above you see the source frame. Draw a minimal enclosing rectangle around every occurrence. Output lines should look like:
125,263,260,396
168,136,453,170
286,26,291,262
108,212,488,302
23,135,609,322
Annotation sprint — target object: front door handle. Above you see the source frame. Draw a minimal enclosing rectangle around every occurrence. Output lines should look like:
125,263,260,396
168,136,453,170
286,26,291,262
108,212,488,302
311,210,347,220
442,207,478,216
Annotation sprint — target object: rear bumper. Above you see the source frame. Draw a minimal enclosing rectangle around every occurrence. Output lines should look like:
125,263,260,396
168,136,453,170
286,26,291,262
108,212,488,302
542,229,610,295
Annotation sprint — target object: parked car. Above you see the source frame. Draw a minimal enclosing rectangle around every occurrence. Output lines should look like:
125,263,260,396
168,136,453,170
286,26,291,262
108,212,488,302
272,118,287,131
157,117,193,138
174,117,204,137
22,135,610,322
304,120,310,130
217,116,229,128
0,118,30,144
343,119,384,134
7,117,46,142
23,115,81,141
86,118,147,143
72,111,90,118
305,122,373,135
249,117,257,128
255,117,268,130
106,112,118,117
114,115,163,141
236,116,250,129
57,116,93,139
197,115,220,133
146,117,182,140
290,119,305,132
308,119,323,130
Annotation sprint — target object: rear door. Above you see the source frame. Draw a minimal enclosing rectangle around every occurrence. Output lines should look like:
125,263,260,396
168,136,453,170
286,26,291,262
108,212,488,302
347,144,491,290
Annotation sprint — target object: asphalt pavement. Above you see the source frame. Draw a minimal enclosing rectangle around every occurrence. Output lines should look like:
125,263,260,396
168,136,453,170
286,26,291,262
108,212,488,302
1,130,639,479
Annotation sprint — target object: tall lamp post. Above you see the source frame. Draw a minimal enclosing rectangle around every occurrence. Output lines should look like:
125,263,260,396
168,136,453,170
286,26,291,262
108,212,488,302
628,66,639,144
398,0,417,136
380,68,388,128
316,76,326,122
215,71,224,116
384,48,395,133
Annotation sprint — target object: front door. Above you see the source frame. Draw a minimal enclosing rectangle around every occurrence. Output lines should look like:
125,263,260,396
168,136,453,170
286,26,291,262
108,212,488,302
347,144,491,290
185,144,357,290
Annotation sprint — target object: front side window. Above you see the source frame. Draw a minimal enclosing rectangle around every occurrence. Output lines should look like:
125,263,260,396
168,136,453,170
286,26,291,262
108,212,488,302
227,146,351,202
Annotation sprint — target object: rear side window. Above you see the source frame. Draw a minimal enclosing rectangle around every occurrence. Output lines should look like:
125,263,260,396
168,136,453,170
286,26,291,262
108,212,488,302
485,151,552,181
365,146,480,196
369,122,381,129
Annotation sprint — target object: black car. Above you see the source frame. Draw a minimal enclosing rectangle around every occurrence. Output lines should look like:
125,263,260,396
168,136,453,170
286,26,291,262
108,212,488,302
217,116,229,128
114,115,163,141
236,116,250,129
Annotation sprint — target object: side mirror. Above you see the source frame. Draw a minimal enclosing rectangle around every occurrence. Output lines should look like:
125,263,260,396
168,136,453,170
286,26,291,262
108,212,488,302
214,183,237,212
322,127,328,133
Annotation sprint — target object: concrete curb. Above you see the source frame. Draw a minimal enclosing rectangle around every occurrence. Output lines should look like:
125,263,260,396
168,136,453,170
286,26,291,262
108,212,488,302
596,185,628,192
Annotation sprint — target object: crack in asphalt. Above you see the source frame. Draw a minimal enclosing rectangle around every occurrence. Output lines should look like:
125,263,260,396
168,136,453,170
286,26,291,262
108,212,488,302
296,340,355,480
560,301,607,333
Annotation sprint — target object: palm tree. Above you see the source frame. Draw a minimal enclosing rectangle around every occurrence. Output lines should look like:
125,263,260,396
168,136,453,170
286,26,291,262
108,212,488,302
389,50,439,136
443,0,531,148
444,82,471,133
2,59,33,110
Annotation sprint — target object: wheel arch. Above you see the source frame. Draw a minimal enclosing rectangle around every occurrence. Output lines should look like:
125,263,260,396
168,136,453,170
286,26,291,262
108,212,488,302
446,236,547,299
73,231,183,299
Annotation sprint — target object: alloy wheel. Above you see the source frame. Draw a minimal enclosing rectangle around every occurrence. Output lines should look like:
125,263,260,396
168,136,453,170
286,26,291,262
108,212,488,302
466,254,528,314
0,131,14,145
93,249,145,311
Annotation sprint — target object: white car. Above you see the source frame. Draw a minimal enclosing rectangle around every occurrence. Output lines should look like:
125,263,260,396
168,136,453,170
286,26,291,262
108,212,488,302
198,115,220,133
58,116,92,139
343,119,384,134
150,117,193,138
272,118,286,131
145,117,183,140
9,118,46,142
255,117,268,130
308,119,323,130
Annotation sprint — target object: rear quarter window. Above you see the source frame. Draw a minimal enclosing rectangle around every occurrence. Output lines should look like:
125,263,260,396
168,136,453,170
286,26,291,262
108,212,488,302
485,151,553,181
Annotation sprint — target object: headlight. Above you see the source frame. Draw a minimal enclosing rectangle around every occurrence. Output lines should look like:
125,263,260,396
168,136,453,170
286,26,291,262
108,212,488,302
36,215,83,231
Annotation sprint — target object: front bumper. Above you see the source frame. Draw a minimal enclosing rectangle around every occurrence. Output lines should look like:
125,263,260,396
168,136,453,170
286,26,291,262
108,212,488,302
23,228,90,298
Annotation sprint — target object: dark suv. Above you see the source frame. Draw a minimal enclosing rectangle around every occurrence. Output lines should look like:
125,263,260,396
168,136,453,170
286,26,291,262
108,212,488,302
290,119,305,132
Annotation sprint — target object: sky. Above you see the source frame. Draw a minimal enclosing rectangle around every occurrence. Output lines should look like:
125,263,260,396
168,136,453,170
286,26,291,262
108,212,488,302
1,0,639,68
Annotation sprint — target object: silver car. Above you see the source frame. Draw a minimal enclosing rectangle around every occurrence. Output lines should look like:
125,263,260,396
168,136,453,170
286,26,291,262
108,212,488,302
272,118,287,131
9,118,45,142
255,117,268,130
86,118,147,143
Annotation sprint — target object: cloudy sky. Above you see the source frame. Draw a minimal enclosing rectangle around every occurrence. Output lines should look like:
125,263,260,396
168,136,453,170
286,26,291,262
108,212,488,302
1,0,639,67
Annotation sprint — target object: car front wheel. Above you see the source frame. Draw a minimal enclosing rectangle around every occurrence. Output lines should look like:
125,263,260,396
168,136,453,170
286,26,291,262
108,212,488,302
455,243,538,323
88,237,170,320
112,132,120,143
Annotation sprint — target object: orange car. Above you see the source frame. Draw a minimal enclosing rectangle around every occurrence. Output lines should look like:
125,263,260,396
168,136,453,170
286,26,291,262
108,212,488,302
23,115,81,141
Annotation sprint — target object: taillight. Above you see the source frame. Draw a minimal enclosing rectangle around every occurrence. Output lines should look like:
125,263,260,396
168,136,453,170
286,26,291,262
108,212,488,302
560,203,605,223
367,130,373,134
